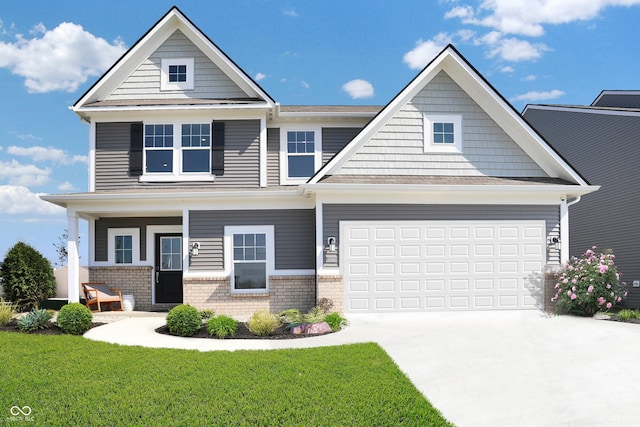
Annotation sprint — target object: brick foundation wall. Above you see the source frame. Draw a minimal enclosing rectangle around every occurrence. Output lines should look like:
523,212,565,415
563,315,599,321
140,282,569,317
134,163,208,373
317,275,344,314
89,266,153,311
183,275,315,317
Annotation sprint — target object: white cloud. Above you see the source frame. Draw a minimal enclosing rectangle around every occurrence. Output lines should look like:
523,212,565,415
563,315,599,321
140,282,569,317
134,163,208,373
0,159,50,186
511,89,566,102
523,74,537,81
491,38,548,61
342,79,375,99
0,185,63,215
8,131,42,141
7,145,87,165
255,72,266,81
0,22,126,93
501,66,515,73
57,181,76,191
446,0,640,37
301,81,310,89
403,33,452,70
283,9,299,17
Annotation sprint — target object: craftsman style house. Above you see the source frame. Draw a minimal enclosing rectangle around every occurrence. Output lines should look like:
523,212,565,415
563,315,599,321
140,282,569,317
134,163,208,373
43,7,596,315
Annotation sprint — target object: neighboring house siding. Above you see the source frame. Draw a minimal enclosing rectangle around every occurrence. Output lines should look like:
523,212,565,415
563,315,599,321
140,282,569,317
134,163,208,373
106,30,248,101
94,217,182,262
322,127,362,164
94,120,259,190
189,209,315,271
525,107,640,307
337,71,546,177
267,128,279,186
323,204,560,265
95,122,138,190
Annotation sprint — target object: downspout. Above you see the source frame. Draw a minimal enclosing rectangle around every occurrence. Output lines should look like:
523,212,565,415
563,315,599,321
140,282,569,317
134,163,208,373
559,196,581,265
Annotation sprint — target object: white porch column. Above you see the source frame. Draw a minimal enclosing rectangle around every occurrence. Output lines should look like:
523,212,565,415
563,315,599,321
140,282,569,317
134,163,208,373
560,198,570,265
67,210,80,303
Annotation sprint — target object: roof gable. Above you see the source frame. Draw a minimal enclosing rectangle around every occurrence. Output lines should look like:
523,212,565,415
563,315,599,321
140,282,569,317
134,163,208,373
73,7,274,111
310,45,588,186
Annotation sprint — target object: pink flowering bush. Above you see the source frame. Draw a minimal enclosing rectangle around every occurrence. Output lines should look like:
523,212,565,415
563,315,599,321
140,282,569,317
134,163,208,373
552,246,627,316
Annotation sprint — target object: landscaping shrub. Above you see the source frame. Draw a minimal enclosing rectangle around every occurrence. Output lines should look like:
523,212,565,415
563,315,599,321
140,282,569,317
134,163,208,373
17,308,53,332
325,312,349,331
199,309,215,320
0,298,17,326
317,297,334,313
246,309,280,336
617,309,640,321
56,303,93,335
278,308,302,324
207,315,237,338
1,242,56,311
166,304,202,337
303,306,326,324
552,246,627,316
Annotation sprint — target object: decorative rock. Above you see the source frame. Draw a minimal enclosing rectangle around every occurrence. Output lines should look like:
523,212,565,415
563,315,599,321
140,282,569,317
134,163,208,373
291,324,308,335
305,322,332,335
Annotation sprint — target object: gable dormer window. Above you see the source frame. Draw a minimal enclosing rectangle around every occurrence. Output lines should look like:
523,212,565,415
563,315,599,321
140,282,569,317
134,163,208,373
279,126,322,184
423,114,462,153
160,58,194,91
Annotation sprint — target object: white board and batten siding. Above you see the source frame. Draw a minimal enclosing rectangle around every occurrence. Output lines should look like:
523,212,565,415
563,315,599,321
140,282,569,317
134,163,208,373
341,220,547,312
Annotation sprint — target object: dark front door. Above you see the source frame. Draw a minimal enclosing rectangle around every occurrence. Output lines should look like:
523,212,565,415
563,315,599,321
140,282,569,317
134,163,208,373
155,234,183,304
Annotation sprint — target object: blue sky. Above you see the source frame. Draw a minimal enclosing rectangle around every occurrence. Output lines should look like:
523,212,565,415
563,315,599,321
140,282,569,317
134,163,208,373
1,0,640,265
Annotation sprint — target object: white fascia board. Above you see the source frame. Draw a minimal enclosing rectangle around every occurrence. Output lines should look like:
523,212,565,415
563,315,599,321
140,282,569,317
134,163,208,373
276,111,378,119
85,109,268,123
308,51,450,184
74,103,272,115
41,190,314,213
301,183,599,205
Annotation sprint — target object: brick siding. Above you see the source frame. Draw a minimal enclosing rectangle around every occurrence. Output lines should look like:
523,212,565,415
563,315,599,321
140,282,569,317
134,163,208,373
317,275,344,314
89,266,153,311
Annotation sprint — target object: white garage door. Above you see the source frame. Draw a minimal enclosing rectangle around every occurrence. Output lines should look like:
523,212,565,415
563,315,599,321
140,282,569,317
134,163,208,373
342,221,546,312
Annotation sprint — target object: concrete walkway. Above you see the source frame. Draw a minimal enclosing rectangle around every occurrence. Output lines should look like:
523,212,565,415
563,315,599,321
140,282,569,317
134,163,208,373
85,310,640,427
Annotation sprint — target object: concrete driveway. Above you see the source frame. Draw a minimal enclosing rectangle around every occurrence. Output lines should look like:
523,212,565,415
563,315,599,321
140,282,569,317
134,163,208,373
348,311,640,427
87,310,640,426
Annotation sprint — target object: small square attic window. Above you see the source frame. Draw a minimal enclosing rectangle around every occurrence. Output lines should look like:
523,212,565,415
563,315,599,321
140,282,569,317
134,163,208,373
161,58,194,91
423,114,462,153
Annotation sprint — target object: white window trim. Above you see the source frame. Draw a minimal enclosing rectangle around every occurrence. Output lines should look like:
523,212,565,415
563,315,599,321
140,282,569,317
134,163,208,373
423,114,463,153
160,58,194,91
279,126,322,185
107,228,141,265
224,225,274,294
141,121,215,182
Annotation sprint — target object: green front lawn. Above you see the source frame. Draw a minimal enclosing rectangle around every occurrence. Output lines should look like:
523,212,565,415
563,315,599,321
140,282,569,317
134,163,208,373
0,333,452,426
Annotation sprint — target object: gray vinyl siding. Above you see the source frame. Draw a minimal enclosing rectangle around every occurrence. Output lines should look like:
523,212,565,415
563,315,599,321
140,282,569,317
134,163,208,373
338,71,546,177
95,122,138,190
94,217,182,262
107,30,248,101
94,120,259,190
214,120,260,187
267,128,279,186
322,127,362,164
524,107,640,307
189,209,315,271
323,204,560,265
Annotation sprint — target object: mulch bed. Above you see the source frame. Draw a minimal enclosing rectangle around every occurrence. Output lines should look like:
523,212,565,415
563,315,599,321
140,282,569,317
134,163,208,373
155,323,333,340
0,320,105,335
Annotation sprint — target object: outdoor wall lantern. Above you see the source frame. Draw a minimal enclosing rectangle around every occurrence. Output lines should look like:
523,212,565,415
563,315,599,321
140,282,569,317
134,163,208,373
550,237,560,251
327,237,337,252
190,242,200,256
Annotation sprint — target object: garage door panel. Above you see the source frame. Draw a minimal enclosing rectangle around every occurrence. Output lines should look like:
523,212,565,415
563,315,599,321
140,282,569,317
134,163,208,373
343,221,546,313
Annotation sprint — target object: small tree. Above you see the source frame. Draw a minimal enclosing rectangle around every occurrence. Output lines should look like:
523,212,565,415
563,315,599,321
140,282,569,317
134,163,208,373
53,229,80,266
1,242,56,311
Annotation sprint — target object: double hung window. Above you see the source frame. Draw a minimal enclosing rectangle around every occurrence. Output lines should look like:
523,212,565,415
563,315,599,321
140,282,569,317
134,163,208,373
280,127,321,184
226,226,274,293
143,123,212,178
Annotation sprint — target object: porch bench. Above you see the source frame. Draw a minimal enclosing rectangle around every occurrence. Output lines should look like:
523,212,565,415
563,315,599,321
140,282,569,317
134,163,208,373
82,282,124,312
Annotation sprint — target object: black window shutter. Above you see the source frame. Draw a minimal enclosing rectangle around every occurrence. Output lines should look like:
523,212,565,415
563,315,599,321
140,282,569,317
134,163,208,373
129,122,144,176
212,121,225,176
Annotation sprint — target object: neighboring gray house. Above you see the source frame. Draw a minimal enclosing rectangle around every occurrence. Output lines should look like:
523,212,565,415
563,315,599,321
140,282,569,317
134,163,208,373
43,7,596,315
524,91,640,308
